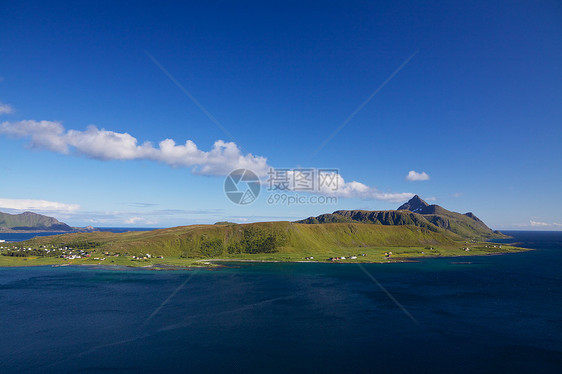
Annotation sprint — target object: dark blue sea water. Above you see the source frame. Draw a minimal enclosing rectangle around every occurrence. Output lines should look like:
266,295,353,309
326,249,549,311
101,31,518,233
0,227,157,242
1,231,561,373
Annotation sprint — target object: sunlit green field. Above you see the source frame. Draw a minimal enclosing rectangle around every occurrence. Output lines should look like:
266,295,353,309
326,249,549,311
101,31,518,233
0,242,529,268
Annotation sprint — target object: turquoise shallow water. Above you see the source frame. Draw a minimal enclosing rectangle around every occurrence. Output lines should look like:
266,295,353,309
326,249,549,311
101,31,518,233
0,231,561,373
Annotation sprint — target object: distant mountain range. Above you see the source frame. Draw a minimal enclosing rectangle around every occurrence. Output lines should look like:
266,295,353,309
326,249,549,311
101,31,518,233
2,195,503,242
0,211,73,232
15,195,510,260
297,195,505,240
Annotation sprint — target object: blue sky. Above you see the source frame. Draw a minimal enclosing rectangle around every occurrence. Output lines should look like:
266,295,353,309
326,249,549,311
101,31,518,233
0,0,561,229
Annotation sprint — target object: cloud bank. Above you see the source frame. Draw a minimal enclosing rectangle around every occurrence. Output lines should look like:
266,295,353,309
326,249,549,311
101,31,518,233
405,170,430,181
530,220,562,227
0,198,80,212
0,119,413,202
124,216,157,225
0,120,269,176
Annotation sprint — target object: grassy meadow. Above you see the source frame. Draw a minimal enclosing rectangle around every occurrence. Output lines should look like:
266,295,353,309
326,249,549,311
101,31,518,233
0,222,530,268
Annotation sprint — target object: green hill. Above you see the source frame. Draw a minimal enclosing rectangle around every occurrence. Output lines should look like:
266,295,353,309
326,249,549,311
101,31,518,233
297,195,506,240
0,211,73,231
4,196,516,265
22,221,456,258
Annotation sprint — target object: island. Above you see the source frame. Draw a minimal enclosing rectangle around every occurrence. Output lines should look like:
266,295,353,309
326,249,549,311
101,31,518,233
0,211,74,233
0,196,530,268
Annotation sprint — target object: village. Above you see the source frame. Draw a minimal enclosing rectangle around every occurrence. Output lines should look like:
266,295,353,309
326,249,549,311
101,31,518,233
0,243,164,261
325,253,368,261
0,243,88,259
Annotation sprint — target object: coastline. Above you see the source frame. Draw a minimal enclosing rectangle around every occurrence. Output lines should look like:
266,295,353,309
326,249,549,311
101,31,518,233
0,246,534,270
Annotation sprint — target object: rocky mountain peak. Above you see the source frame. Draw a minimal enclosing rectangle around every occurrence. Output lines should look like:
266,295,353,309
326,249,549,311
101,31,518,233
397,195,429,213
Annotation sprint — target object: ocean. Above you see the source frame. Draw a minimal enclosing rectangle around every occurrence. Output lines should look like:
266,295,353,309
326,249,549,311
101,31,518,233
0,231,561,373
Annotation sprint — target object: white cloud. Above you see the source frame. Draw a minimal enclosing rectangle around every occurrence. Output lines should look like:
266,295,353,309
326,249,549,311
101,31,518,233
124,216,142,224
124,216,157,225
0,102,14,115
0,120,67,152
405,170,430,182
0,121,269,176
309,171,414,202
530,220,562,227
0,119,413,202
0,198,80,212
452,192,463,198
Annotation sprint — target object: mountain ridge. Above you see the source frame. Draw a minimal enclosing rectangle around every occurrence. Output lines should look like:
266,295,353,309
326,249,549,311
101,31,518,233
0,211,73,232
297,195,506,239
